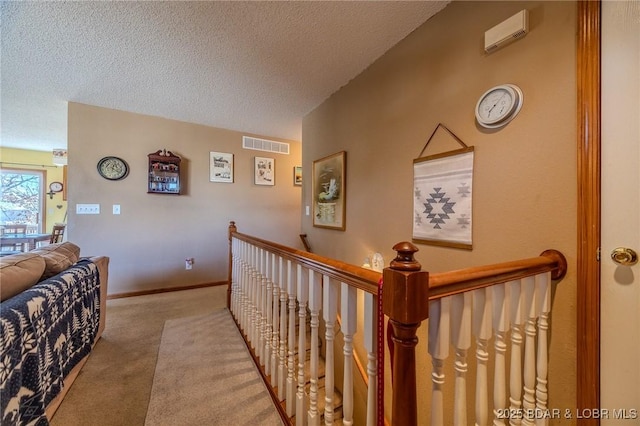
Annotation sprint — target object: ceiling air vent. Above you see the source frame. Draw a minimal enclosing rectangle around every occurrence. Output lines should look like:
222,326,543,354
242,136,290,155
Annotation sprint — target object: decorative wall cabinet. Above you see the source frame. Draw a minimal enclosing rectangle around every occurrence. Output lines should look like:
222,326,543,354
148,150,181,194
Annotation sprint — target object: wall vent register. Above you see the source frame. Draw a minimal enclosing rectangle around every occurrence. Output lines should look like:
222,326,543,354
243,136,290,155
484,9,529,53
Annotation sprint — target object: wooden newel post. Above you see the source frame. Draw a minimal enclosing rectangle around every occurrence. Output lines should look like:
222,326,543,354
382,242,430,426
227,221,237,308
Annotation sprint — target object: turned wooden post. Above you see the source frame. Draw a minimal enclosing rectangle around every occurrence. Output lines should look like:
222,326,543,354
382,242,430,426
227,221,237,308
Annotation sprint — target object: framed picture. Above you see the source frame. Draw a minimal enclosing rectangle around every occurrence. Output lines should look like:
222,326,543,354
254,156,275,186
312,151,346,230
412,147,474,249
293,166,302,186
210,152,234,183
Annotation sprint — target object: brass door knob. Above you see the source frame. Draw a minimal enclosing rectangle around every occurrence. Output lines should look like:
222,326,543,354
611,247,638,266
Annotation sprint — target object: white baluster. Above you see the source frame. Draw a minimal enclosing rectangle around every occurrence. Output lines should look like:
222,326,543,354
308,270,322,426
323,276,338,425
264,251,273,375
258,248,266,363
521,276,537,426
230,238,236,315
278,256,287,400
239,241,247,332
241,241,250,334
473,287,493,426
450,292,472,426
428,297,450,426
286,260,297,416
508,280,524,426
233,239,241,317
271,254,280,381
341,283,357,426
230,238,237,316
492,283,510,426
247,245,254,347
364,291,378,426
535,273,551,426
296,264,309,425
252,246,258,347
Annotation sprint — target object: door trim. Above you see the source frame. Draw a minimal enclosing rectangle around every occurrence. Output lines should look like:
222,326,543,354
577,0,600,419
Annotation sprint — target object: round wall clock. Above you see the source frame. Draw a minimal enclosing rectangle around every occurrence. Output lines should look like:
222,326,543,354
49,181,64,193
475,83,523,129
97,156,129,180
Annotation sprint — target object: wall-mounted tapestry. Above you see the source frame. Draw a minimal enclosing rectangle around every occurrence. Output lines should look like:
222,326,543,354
413,124,474,249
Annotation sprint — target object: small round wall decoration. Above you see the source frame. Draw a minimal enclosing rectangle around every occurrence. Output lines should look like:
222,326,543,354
49,181,64,192
475,83,524,129
97,156,129,181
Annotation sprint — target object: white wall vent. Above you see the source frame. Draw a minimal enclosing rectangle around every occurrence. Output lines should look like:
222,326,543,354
242,136,290,155
484,9,529,53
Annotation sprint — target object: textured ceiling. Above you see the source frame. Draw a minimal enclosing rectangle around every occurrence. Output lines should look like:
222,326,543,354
1,1,449,152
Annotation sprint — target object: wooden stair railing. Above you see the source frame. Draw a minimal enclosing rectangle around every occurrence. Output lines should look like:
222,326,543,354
227,222,567,426
228,222,381,426
384,243,567,426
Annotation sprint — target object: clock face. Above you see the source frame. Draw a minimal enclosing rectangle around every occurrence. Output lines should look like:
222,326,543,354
49,181,63,192
475,84,523,129
97,156,129,180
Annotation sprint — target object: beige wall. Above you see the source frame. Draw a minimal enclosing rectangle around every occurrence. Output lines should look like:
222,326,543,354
68,103,302,295
302,1,577,421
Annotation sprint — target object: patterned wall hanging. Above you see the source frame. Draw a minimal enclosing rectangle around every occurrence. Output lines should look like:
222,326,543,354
412,124,474,249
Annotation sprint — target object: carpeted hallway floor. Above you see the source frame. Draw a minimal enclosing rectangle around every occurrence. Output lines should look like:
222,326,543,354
50,285,281,426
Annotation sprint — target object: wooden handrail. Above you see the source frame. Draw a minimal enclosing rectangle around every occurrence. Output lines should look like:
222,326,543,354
299,233,312,252
382,242,567,426
230,225,380,294
428,249,567,300
228,223,569,426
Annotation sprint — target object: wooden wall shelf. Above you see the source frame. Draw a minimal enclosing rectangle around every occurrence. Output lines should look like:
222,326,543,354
148,150,181,194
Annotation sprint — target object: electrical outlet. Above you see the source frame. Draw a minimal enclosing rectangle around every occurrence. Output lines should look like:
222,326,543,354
76,204,100,214
185,258,194,270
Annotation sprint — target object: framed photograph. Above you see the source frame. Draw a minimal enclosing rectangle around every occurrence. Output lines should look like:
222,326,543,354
254,156,275,186
210,152,234,183
293,166,302,186
312,151,346,230
412,147,474,249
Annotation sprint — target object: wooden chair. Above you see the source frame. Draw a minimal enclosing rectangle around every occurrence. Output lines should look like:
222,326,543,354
1,224,28,252
50,224,66,243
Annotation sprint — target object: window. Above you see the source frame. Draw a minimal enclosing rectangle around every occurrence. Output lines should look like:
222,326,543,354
0,168,45,232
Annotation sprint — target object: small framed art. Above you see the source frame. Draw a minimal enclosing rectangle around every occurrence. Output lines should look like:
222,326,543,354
254,156,275,186
312,151,346,230
293,166,302,186
210,152,234,183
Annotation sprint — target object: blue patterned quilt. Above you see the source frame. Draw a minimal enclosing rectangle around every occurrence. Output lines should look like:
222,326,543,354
0,259,101,426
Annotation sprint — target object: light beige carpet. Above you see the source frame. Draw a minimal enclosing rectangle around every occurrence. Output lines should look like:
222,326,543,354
144,309,284,426
50,286,282,426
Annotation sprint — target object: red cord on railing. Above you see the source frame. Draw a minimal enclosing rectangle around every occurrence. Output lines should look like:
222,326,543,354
377,277,385,426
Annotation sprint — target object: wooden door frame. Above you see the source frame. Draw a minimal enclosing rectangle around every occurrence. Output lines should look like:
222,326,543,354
577,0,600,420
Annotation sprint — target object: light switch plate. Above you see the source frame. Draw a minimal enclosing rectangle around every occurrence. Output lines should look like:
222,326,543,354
76,204,100,214
113,204,121,215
